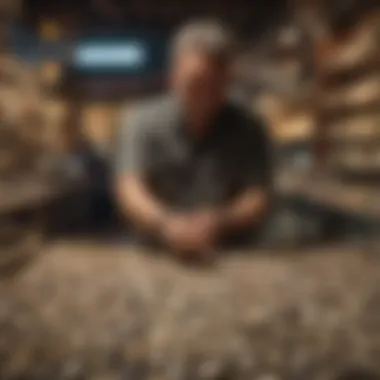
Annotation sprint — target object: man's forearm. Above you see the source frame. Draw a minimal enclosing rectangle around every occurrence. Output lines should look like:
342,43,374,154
116,177,168,233
218,189,269,232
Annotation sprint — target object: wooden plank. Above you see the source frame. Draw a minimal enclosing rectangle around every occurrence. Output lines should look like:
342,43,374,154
278,170,380,220
321,74,380,109
326,137,380,148
319,101,380,122
325,115,380,138
0,178,82,215
321,55,380,88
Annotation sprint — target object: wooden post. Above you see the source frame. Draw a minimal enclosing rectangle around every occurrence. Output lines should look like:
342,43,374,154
291,0,331,170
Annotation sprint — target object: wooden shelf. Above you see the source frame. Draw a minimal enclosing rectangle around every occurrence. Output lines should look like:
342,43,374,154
318,101,380,122
278,170,380,220
0,177,83,216
321,56,380,88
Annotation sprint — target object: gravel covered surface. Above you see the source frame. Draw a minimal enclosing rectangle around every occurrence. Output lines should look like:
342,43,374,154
0,241,379,380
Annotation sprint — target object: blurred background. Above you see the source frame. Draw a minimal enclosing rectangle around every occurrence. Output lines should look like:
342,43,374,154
0,0,379,250
0,2,379,379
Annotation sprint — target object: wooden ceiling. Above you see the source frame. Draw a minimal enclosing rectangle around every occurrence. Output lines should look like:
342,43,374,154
22,0,287,37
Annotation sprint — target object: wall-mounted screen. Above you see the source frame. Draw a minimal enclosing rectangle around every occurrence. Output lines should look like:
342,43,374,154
70,33,168,77
73,41,148,71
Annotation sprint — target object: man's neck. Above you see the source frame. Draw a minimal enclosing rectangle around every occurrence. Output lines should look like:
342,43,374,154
184,103,221,139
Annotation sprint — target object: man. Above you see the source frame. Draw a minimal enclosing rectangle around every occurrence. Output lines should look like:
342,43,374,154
115,20,272,259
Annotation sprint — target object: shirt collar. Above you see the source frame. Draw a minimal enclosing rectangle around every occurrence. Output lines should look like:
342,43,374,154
174,99,227,150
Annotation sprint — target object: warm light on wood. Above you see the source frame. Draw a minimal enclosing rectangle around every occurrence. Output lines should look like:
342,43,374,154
39,20,62,41
41,62,62,87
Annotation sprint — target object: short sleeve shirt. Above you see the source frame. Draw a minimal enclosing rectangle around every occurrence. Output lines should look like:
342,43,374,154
115,95,272,213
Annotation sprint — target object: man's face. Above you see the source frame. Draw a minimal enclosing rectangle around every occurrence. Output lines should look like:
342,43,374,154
170,49,229,111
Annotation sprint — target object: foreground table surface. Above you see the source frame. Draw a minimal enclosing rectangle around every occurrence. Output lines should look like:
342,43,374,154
1,241,380,380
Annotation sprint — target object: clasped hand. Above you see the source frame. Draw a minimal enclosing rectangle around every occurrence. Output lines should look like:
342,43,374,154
159,211,221,258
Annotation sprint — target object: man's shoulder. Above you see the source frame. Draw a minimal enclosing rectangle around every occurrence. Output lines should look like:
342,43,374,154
130,95,179,128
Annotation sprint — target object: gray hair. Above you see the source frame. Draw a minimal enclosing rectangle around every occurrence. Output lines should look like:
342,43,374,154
171,20,236,64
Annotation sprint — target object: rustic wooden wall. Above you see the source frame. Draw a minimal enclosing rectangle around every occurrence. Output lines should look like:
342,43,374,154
314,11,380,176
